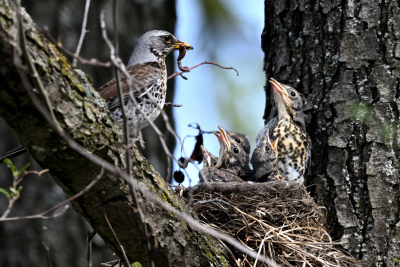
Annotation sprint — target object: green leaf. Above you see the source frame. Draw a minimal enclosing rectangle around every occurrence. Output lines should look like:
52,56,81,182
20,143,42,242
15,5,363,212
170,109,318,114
19,163,30,174
0,188,10,199
9,187,17,194
4,158,18,178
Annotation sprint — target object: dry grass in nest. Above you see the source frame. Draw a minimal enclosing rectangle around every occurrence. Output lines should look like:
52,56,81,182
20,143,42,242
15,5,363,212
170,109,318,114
181,181,357,267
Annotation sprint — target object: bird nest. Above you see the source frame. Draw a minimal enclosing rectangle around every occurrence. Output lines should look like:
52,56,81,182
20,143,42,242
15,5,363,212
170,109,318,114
181,181,357,267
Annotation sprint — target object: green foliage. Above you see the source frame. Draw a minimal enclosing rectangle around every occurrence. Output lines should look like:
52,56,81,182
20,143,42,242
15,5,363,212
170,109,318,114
0,186,23,200
3,158,30,179
0,159,28,200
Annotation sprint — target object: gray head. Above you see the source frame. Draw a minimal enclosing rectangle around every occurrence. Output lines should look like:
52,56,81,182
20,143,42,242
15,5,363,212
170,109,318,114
270,78,306,130
251,130,279,173
127,30,193,66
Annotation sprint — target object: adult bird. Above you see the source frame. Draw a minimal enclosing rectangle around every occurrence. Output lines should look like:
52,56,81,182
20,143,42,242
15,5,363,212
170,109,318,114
0,30,193,163
268,78,311,185
250,130,285,182
97,30,193,135
213,125,251,177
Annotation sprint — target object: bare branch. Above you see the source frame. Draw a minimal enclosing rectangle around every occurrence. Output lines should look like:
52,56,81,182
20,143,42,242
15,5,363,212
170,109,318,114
72,0,91,67
0,169,104,222
38,26,111,67
168,61,240,80
103,195,130,267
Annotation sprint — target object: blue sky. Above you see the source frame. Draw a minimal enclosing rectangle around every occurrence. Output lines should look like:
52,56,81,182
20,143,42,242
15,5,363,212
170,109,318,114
173,0,266,186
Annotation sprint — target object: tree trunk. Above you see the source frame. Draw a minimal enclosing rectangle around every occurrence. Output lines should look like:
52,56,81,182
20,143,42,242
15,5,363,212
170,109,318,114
0,2,230,267
263,0,400,265
0,1,178,266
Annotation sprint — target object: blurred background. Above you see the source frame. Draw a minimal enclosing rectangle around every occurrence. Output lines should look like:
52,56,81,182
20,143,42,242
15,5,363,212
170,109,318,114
0,0,265,266
173,0,265,186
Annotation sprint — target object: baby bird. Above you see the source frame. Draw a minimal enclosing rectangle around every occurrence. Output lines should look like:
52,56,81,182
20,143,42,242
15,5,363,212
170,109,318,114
269,78,311,185
250,130,286,182
200,145,218,168
199,145,243,183
213,125,250,176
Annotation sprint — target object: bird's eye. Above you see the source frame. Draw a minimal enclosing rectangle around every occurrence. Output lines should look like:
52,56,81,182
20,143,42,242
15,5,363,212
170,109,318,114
233,148,239,153
163,35,172,42
291,91,296,96
235,138,241,143
265,146,270,151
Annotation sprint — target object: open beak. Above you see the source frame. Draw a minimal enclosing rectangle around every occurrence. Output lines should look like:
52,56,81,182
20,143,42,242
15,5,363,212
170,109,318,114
172,41,194,50
217,125,231,153
270,78,289,97
271,138,279,151
214,125,231,168
200,145,211,167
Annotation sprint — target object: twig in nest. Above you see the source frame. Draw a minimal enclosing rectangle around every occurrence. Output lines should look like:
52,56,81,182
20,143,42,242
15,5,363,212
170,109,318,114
194,198,232,207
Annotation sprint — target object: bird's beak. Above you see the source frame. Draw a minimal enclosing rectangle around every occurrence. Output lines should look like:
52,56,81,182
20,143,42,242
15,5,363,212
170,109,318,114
200,145,211,167
217,125,231,153
271,138,279,151
270,78,289,97
172,41,194,50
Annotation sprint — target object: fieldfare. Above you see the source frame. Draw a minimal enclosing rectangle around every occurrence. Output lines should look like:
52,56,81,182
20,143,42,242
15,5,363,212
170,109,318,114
0,30,193,163
97,30,193,135
213,125,251,177
268,78,311,185
199,145,243,183
250,130,286,182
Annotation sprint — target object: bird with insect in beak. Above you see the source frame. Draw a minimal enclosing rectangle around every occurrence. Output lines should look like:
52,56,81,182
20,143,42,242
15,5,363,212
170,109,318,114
97,30,193,136
213,125,251,177
250,130,286,182
267,78,311,185
199,145,244,183
0,30,193,163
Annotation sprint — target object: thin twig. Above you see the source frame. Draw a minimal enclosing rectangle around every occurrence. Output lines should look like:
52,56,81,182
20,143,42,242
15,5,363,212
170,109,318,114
0,169,104,222
72,0,91,67
102,196,130,267
194,198,232,207
15,0,59,132
42,242,53,267
100,10,154,267
168,61,239,80
38,26,111,67
87,230,96,267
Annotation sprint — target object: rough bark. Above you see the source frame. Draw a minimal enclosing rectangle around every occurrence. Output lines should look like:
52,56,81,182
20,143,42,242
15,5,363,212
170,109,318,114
0,2,230,266
1,1,178,266
263,0,400,265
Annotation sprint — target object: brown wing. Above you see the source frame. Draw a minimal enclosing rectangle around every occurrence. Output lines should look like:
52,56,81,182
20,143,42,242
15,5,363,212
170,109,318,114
97,62,162,111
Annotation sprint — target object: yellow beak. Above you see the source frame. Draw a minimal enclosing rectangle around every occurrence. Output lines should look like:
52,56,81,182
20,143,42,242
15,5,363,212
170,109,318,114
172,42,194,50
270,78,289,97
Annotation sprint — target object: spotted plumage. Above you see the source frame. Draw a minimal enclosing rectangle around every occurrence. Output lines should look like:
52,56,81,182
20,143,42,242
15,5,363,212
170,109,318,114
97,30,193,135
250,130,286,182
269,78,311,185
